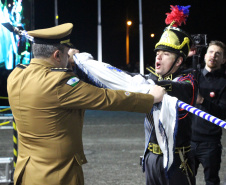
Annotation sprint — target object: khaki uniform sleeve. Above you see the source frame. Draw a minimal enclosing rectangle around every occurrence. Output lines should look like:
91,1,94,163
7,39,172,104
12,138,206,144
56,72,154,113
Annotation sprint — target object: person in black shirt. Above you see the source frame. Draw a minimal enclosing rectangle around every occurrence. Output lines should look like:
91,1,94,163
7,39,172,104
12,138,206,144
191,40,226,185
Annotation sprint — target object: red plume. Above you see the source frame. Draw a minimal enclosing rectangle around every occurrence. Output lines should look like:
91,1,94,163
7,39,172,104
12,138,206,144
165,5,190,27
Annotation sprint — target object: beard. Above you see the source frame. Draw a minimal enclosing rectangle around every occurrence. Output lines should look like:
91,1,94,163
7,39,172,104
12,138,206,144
207,62,216,69
206,59,220,70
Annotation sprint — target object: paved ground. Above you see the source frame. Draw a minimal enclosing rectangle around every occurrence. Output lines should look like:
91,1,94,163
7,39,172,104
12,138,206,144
0,110,226,184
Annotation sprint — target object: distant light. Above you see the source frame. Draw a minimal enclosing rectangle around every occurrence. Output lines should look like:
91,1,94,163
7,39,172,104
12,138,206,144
8,4,11,7
56,15,59,19
127,21,132,26
150,33,155,38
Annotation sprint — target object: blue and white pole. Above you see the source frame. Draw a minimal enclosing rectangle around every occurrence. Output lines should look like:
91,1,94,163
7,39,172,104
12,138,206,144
178,100,226,129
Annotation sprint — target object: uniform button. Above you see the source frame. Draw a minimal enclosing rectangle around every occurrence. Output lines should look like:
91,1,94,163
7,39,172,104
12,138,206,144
210,92,215,98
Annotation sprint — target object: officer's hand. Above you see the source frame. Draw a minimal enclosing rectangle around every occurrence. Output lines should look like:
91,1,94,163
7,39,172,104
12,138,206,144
68,49,80,70
149,85,166,103
68,49,80,67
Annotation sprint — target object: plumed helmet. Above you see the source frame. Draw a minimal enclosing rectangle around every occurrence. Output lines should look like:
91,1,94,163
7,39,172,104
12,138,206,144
154,5,193,61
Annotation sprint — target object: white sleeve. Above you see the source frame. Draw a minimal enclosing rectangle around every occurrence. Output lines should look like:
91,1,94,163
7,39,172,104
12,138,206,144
73,54,155,94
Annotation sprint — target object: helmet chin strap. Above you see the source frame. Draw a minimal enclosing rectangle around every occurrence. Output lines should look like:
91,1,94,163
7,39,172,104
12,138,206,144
162,55,180,79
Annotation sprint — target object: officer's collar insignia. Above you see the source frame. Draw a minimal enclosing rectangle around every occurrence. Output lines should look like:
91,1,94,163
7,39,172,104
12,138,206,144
66,77,80,87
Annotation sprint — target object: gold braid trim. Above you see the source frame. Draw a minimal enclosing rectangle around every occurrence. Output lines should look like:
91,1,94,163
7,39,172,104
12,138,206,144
155,37,190,51
146,66,159,78
163,74,173,81
146,66,173,81
60,39,70,44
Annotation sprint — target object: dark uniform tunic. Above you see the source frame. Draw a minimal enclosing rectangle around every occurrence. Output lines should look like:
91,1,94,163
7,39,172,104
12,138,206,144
191,68,226,185
7,58,155,185
144,70,197,185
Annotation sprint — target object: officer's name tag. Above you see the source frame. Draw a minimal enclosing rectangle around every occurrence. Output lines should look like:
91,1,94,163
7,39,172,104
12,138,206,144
66,77,80,87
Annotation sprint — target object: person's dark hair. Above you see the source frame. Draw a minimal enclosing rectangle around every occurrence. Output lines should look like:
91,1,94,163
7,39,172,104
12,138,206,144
32,43,65,58
208,40,226,59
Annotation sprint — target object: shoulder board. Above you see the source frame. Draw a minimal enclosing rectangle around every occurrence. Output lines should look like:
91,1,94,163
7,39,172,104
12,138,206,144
16,64,28,69
51,68,73,72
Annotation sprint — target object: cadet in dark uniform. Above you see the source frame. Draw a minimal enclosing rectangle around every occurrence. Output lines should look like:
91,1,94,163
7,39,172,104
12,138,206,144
142,26,197,185
140,5,197,185
191,40,226,185
7,23,165,185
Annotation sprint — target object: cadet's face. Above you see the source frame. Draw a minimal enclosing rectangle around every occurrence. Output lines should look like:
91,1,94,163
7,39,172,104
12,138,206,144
59,47,70,68
205,45,225,72
155,50,177,76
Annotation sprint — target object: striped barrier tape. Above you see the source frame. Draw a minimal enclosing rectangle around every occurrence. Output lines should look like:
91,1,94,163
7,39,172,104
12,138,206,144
178,100,226,129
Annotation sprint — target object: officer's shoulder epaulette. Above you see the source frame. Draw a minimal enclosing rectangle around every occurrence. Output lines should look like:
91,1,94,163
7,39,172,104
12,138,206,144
51,68,73,72
16,64,28,69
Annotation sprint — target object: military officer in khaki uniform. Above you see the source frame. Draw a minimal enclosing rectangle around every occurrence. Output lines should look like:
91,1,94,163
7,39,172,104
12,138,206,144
7,23,165,185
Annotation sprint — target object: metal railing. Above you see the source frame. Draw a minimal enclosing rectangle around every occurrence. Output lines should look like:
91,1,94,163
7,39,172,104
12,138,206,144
0,106,14,184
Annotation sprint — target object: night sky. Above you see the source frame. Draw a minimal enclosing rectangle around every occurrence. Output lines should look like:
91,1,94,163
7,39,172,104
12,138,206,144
0,0,225,105
31,0,226,70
